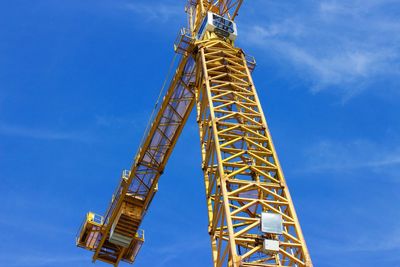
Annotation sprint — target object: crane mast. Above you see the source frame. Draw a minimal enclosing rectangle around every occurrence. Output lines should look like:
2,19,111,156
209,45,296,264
76,1,313,266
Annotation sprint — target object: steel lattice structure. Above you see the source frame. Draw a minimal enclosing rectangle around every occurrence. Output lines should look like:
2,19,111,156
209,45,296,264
76,1,313,266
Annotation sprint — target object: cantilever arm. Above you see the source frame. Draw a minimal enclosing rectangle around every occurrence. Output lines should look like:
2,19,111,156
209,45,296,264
91,53,197,265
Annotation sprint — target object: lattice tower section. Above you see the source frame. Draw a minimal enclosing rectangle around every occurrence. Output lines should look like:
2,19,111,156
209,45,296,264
195,39,313,267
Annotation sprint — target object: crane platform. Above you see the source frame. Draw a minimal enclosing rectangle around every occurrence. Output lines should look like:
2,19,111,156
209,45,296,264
76,172,146,266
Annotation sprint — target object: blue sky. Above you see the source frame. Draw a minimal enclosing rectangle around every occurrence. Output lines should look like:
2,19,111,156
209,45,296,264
1,0,399,267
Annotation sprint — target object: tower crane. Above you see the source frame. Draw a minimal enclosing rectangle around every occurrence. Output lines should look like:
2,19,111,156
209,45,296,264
76,1,313,266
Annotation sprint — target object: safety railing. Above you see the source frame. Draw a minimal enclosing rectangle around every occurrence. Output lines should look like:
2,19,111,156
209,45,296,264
103,179,125,227
122,169,130,180
174,28,194,55
135,229,145,241
90,213,104,225
76,212,104,245
245,53,256,72
76,216,87,244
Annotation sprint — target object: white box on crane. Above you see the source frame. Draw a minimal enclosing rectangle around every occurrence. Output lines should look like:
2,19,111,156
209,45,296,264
197,12,238,41
261,212,283,234
263,239,280,253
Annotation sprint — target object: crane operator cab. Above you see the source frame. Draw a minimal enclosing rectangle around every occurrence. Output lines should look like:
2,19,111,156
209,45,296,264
197,12,238,41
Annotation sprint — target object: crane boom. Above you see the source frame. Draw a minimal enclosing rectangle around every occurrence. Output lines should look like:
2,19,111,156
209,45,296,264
76,1,313,266
76,51,198,265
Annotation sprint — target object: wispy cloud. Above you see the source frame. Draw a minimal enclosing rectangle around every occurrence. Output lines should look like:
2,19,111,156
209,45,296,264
314,225,400,255
349,228,400,252
143,235,209,267
123,2,182,22
0,114,148,142
242,0,400,100
300,139,400,175
0,254,87,267
95,114,146,129
0,212,75,237
0,122,90,141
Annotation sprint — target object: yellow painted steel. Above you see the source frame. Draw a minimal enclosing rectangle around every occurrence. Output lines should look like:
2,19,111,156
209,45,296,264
76,1,313,266
195,37,312,266
76,52,197,265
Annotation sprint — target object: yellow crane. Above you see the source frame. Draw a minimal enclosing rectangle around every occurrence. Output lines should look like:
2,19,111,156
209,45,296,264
76,1,313,266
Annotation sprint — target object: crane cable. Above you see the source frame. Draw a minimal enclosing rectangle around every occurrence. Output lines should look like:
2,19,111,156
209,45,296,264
135,52,179,159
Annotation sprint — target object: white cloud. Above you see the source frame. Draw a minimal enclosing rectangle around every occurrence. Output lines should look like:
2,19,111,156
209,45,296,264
0,254,87,267
95,114,146,129
123,2,182,22
153,236,209,267
301,139,400,175
319,0,400,17
0,122,89,141
242,0,400,99
315,225,400,255
349,228,400,252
